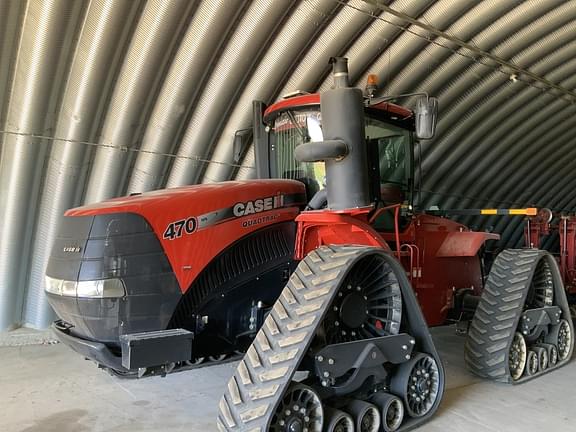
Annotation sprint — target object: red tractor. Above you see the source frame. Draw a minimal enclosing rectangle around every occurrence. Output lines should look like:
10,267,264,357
45,58,573,431
524,208,576,297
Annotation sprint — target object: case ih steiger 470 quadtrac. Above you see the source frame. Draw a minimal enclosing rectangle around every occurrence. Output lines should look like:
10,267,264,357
45,58,573,431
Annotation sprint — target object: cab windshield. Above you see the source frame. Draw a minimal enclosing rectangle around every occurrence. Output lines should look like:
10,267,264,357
270,108,413,203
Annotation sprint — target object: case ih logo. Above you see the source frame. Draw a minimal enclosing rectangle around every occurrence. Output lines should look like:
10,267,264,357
62,246,81,253
233,195,284,217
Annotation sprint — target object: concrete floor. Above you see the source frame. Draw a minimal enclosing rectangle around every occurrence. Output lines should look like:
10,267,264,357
1,326,575,432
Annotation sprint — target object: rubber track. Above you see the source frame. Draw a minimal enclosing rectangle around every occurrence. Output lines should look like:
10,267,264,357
217,245,373,431
464,249,571,383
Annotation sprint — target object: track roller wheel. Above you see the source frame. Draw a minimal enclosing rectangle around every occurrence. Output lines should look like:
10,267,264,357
465,249,574,383
106,367,141,379
542,343,559,367
531,346,548,371
390,353,441,418
525,350,538,376
547,319,572,361
269,383,323,432
323,407,353,432
370,393,404,432
164,362,176,374
344,400,380,432
186,357,205,366
209,354,228,362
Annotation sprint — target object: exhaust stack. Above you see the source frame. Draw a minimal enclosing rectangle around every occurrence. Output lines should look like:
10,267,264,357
295,57,371,210
330,56,350,88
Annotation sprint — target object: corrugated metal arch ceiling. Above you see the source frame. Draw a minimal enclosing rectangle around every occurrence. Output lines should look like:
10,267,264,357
1,0,575,329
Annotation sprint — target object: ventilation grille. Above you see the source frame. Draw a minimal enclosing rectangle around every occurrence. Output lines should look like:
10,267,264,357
170,225,292,328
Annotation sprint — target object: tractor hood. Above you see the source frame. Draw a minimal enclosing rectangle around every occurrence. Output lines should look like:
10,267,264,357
63,180,306,291
68,180,305,217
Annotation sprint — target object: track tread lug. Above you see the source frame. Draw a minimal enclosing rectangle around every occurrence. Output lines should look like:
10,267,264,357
246,345,262,368
220,398,236,428
249,384,280,401
228,377,243,405
277,332,307,348
290,273,306,291
238,361,252,386
298,260,314,277
240,405,269,423
303,285,332,300
256,331,271,352
281,287,298,305
311,270,342,286
268,349,299,365
265,316,281,336
272,301,288,320
286,315,316,331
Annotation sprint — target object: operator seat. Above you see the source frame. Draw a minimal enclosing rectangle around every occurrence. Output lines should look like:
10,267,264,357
380,183,404,205
282,169,320,203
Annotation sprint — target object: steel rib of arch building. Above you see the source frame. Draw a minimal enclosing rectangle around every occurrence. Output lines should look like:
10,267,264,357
0,0,575,330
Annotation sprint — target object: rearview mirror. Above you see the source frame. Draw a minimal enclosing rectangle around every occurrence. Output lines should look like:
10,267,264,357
233,128,252,164
414,96,438,140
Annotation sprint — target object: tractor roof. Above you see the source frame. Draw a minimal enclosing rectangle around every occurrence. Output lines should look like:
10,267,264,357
264,93,413,121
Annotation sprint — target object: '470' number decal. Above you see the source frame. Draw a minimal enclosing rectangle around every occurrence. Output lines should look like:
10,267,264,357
163,217,197,240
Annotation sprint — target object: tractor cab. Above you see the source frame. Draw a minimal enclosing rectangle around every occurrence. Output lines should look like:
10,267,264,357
252,93,427,231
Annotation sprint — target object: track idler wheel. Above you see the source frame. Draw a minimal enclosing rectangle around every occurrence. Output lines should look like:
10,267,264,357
344,400,380,432
390,353,441,418
547,319,572,361
370,393,404,432
323,407,353,432
525,350,538,376
508,333,527,380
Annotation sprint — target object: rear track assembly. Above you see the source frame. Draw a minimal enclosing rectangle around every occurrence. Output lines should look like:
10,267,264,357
465,249,575,383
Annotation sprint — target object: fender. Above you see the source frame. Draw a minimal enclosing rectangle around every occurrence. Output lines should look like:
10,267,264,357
294,208,391,260
435,231,500,257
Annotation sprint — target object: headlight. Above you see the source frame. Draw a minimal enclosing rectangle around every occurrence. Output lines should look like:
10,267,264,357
77,279,125,298
62,280,77,296
44,276,126,298
45,276,63,295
